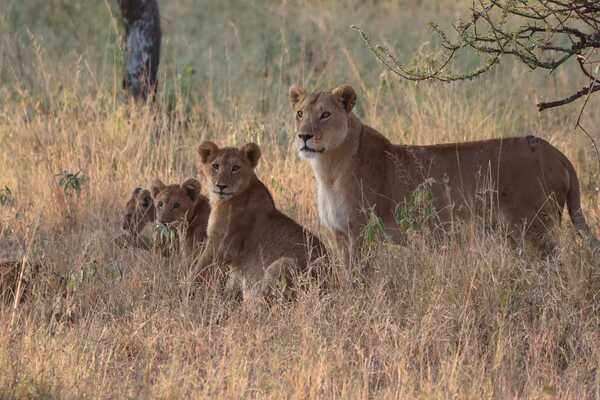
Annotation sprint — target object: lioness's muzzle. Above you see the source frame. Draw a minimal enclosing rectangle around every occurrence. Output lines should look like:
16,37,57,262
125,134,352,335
298,134,324,153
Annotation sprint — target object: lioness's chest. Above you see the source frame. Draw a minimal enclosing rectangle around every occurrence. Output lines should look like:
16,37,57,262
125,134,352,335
317,182,350,233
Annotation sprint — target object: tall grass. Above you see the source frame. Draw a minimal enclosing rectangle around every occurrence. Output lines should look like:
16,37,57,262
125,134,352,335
1,0,599,398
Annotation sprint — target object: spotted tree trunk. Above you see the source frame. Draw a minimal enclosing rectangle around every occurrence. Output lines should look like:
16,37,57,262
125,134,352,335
118,0,161,102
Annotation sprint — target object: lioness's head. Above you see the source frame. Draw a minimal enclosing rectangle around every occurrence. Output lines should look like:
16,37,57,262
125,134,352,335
122,187,155,235
197,141,261,203
151,178,202,224
289,84,357,158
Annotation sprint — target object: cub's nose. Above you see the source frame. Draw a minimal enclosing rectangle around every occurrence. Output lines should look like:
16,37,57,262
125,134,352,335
298,133,314,142
216,184,228,191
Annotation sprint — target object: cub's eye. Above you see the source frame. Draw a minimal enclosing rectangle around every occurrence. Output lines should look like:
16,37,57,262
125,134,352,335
173,202,180,209
296,110,303,119
232,165,240,173
212,163,219,171
157,201,164,208
320,111,331,119
142,198,151,208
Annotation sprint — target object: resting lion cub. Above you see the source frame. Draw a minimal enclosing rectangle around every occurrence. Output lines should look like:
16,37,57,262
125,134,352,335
289,84,599,272
194,141,326,300
117,187,156,249
151,178,211,261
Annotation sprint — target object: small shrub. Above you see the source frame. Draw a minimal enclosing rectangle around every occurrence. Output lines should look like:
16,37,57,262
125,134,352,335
0,186,16,207
394,178,438,233
56,171,88,198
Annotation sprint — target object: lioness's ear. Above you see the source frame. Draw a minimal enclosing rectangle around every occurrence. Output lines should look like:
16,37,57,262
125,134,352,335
181,178,201,201
289,84,306,107
241,143,261,169
198,141,219,164
151,178,165,198
332,84,357,112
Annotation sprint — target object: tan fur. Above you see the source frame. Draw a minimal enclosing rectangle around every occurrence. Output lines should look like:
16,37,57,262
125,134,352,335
289,84,599,271
151,177,211,261
195,141,326,300
116,187,156,249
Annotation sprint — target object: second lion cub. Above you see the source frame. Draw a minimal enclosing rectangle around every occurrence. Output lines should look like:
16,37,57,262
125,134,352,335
151,178,211,261
195,141,326,300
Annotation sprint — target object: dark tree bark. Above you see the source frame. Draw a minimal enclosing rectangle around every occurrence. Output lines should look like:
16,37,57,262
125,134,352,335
118,0,161,102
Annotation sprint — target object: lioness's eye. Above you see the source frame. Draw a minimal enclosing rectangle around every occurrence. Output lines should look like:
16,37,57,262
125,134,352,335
296,110,303,119
212,163,219,171
320,111,331,119
173,202,180,209
157,201,164,208
232,165,240,173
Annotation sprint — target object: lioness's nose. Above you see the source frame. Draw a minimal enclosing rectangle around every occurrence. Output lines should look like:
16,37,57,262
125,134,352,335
298,133,314,142
216,184,228,191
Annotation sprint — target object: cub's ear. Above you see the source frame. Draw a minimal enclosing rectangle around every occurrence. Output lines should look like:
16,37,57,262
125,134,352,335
132,187,143,196
289,84,306,107
198,141,219,164
331,84,357,112
140,191,153,208
181,178,201,201
151,178,165,198
241,143,261,169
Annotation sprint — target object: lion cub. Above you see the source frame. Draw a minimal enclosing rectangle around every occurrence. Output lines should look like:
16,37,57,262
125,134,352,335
195,141,326,300
117,187,156,249
151,177,211,261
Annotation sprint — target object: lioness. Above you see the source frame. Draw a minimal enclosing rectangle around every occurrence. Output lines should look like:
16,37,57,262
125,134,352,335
289,84,599,272
151,177,211,261
117,187,156,249
194,141,326,300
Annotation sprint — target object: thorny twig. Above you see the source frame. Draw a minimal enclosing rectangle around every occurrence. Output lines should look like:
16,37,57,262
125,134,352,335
356,0,600,111
573,52,600,175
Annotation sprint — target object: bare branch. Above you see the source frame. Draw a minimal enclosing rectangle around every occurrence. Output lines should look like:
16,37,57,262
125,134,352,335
537,82,600,111
357,0,600,110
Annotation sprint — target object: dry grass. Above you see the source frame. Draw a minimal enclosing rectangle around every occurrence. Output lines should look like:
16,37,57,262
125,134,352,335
1,0,600,398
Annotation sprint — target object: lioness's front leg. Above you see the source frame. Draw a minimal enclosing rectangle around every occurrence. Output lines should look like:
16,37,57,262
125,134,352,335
333,230,355,285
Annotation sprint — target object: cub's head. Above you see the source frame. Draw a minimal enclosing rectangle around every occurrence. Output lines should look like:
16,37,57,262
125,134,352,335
289,84,357,159
197,141,261,203
151,178,202,224
122,187,155,235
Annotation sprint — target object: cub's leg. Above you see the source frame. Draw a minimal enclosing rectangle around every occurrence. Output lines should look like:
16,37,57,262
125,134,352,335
244,257,295,301
222,271,243,302
114,233,151,251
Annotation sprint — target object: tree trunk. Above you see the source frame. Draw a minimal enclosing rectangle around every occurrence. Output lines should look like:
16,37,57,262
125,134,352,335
118,0,161,102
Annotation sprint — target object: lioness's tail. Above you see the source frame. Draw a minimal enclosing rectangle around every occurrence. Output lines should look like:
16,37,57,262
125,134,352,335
563,154,600,249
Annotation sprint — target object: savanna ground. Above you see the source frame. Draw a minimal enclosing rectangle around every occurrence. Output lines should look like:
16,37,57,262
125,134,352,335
1,0,600,398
